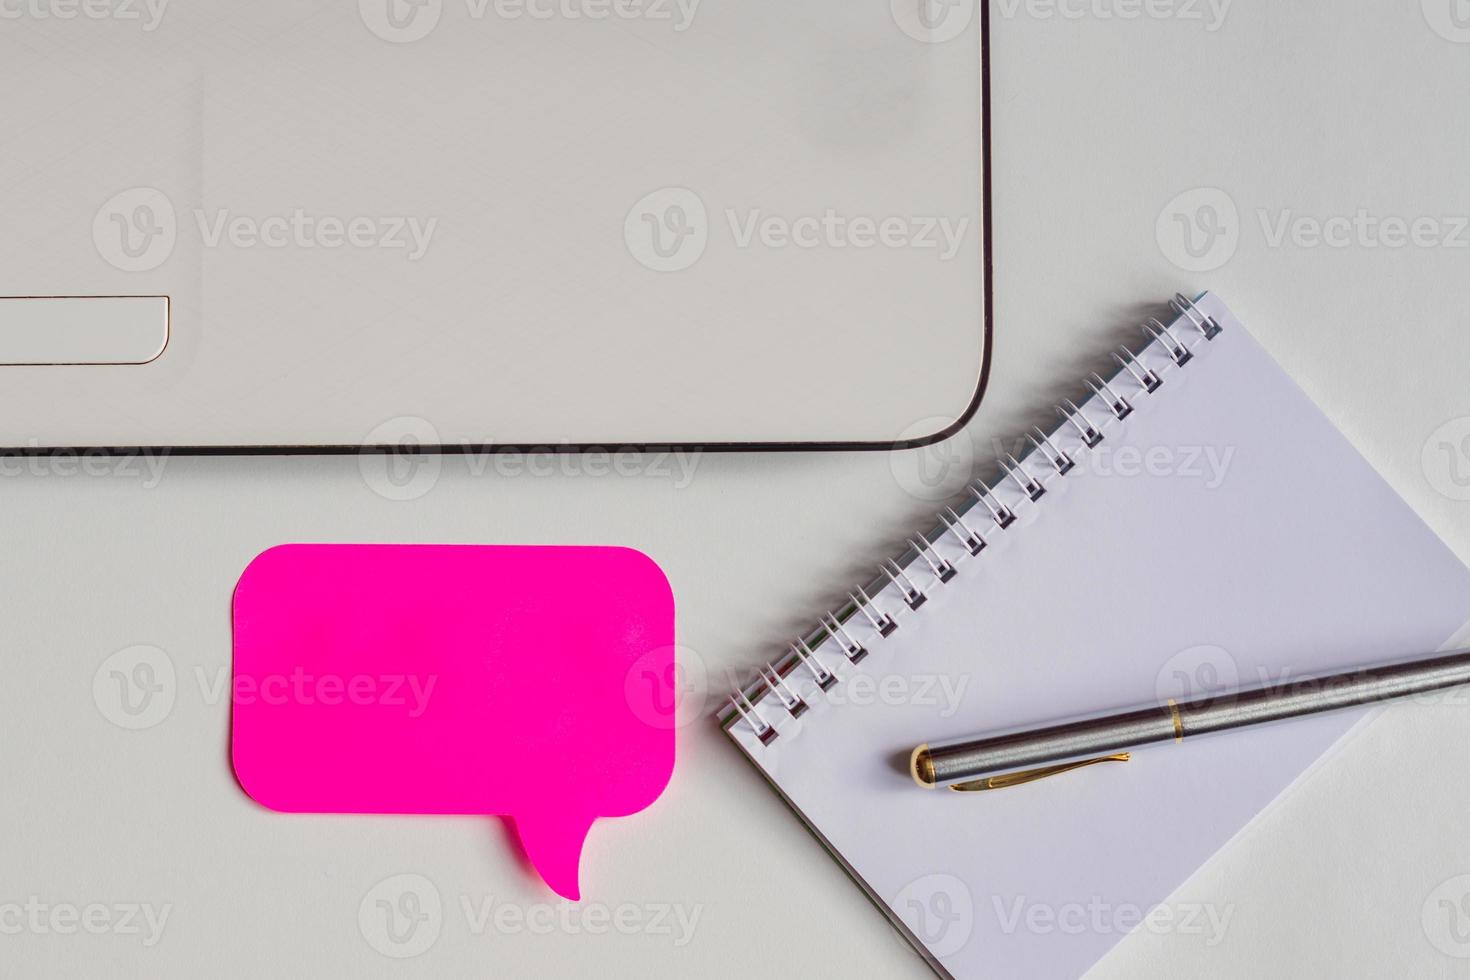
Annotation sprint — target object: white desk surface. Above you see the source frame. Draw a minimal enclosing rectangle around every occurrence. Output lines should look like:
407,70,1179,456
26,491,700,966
6,2,1470,977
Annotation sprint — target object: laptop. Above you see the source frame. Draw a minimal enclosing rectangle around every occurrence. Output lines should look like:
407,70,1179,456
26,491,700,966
0,0,989,452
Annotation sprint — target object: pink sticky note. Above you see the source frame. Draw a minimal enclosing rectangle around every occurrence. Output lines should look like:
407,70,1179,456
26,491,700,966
230,544,676,900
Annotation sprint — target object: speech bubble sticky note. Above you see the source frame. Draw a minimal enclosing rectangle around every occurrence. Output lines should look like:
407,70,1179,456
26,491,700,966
230,544,676,901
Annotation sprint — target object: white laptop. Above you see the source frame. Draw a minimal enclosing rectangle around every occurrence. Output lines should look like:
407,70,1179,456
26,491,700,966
0,0,989,451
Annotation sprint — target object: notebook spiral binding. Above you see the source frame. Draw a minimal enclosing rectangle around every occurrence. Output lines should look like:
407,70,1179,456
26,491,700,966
725,295,1224,748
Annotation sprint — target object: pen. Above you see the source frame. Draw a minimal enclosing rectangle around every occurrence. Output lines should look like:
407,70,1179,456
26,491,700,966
910,648,1470,792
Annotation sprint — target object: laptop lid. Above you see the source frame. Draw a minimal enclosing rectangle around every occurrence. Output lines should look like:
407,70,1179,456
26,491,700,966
1,0,989,451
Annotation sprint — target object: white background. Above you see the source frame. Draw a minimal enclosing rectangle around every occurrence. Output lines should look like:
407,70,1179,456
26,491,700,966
5,1,1470,977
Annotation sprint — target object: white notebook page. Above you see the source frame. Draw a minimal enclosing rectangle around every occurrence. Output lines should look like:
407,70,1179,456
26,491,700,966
727,294,1470,979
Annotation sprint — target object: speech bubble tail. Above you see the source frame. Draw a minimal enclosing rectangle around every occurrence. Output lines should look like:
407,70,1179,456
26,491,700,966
514,812,595,901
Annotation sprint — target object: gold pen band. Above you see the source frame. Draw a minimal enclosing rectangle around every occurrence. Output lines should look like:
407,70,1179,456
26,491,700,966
1168,698,1185,743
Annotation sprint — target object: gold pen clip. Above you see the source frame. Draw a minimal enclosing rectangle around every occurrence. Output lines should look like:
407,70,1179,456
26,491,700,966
948,754,1132,793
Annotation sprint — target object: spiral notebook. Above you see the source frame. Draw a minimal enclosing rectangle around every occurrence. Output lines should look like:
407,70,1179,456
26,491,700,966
721,294,1470,979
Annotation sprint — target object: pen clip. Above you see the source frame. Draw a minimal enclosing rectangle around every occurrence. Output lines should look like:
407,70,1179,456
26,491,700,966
949,753,1132,793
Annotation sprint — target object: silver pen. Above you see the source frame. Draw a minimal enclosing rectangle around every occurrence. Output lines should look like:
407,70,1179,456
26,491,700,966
910,649,1470,792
